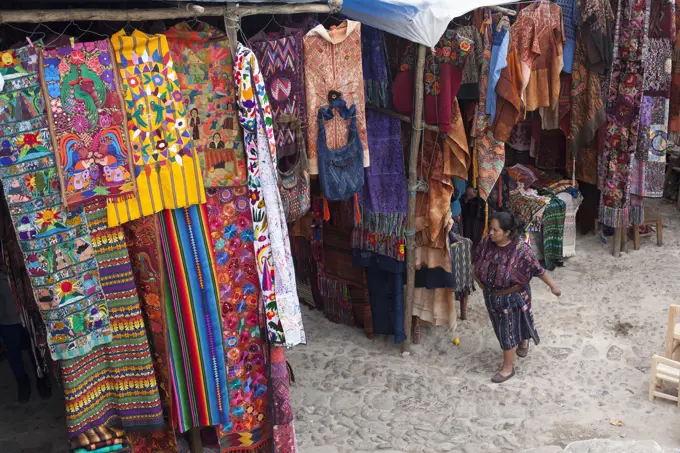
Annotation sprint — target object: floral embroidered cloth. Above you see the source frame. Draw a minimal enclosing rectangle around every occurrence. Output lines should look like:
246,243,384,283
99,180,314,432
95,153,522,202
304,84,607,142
207,188,271,453
0,44,111,360
166,23,247,188
235,44,305,348
41,40,135,208
600,0,650,227
303,20,369,175
107,30,206,226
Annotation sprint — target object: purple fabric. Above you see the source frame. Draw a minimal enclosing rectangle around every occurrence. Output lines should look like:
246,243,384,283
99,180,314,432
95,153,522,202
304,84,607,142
361,25,392,108
474,236,545,289
362,110,407,213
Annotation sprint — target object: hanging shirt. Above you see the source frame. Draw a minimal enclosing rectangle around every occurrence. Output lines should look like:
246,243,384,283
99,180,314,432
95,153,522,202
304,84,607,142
555,0,579,73
486,18,510,123
303,20,369,175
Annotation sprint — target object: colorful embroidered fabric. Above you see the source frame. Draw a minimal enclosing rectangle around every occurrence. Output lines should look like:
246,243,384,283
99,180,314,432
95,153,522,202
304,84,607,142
166,23,247,188
159,205,229,432
304,21,369,175
251,29,306,121
600,0,650,227
472,10,506,201
124,215,178,453
235,44,305,347
271,346,298,453
41,40,135,208
60,200,163,436
631,0,675,203
205,188,272,453
108,30,205,227
669,5,680,144
0,44,111,360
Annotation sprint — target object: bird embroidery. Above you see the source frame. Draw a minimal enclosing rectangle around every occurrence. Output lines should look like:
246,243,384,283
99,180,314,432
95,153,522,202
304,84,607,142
61,64,107,131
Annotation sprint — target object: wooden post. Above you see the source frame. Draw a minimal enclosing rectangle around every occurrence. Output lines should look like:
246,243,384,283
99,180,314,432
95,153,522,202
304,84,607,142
402,43,427,354
190,428,202,453
223,10,239,58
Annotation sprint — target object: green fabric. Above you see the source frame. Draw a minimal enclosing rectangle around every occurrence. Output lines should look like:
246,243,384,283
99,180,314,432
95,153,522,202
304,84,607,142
75,444,124,453
543,196,567,268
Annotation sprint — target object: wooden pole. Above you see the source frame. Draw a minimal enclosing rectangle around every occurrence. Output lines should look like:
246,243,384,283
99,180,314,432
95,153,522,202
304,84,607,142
401,43,427,355
189,428,202,453
0,1,342,23
366,105,440,133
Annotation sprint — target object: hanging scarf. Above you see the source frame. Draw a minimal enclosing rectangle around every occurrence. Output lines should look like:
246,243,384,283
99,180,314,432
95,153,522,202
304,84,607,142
600,0,650,228
107,29,206,227
361,25,392,108
234,44,306,348
669,5,680,144
473,9,506,201
542,195,567,268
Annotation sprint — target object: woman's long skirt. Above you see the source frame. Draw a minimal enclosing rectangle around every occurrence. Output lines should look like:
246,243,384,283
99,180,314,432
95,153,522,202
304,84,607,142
483,288,540,351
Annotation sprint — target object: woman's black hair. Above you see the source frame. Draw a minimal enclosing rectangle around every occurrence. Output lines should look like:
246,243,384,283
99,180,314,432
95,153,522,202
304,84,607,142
491,211,524,240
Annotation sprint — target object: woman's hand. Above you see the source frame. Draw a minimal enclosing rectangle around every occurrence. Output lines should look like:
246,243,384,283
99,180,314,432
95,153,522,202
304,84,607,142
550,285,561,297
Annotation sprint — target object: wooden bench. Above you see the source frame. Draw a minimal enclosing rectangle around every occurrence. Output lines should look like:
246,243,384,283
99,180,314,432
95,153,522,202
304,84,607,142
632,208,662,250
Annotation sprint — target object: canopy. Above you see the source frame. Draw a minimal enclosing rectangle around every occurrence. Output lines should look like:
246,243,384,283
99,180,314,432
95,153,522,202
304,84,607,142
341,0,515,48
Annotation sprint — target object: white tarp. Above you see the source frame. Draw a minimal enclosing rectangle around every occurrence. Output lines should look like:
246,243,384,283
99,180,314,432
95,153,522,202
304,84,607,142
341,0,516,48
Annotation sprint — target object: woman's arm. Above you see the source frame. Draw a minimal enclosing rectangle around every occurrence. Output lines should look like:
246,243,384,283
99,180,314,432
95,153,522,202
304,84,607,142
538,272,561,297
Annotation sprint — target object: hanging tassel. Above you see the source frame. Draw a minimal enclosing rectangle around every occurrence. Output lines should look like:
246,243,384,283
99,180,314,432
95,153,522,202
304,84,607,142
483,203,489,237
353,193,361,224
323,196,330,221
472,139,479,189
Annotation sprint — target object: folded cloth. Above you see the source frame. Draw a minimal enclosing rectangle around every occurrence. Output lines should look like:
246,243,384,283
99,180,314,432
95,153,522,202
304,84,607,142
76,439,123,451
75,444,125,453
71,427,126,449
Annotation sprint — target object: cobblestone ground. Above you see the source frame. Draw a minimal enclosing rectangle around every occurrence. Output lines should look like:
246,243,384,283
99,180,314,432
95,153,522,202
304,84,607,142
288,202,680,453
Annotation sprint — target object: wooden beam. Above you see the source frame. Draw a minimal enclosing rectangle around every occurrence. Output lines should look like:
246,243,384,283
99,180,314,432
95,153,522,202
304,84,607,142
401,43,427,355
0,1,342,23
366,105,440,133
488,5,517,16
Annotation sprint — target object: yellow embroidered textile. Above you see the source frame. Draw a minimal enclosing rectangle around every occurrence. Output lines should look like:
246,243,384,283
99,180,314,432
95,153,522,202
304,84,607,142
107,30,205,226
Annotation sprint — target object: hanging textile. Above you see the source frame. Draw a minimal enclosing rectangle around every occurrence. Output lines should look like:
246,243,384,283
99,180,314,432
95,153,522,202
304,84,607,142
108,30,206,227
124,215,178,453
486,15,510,123
555,0,578,74
60,199,163,437
631,0,675,204
444,99,472,181
361,25,392,108
270,346,298,453
472,9,505,201
558,191,583,258
669,5,680,144
0,44,111,360
456,25,484,100
568,0,614,157
40,40,135,208
159,205,229,433
204,188,272,453
600,0,650,227
235,44,305,348
542,196,567,269
251,29,307,121
303,20,369,175
166,23,247,188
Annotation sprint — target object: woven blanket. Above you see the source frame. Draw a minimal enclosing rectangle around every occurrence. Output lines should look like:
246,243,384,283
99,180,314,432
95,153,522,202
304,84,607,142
271,346,298,453
61,200,163,436
159,205,229,433
71,426,126,448
0,44,111,360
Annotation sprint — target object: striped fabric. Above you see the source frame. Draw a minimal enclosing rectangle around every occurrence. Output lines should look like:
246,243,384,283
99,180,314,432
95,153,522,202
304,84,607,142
159,205,229,433
60,200,163,436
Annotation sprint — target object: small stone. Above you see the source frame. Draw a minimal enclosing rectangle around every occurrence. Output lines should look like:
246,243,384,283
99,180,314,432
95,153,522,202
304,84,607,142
606,345,624,361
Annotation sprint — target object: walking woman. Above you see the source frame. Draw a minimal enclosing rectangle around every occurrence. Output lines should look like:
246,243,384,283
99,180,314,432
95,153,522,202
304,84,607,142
474,212,561,383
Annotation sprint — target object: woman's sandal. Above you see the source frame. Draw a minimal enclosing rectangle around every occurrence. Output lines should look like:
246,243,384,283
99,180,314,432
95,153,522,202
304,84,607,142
517,341,530,358
491,367,515,383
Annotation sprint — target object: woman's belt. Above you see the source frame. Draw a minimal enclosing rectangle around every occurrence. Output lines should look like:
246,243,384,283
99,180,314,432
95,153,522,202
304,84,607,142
482,284,524,297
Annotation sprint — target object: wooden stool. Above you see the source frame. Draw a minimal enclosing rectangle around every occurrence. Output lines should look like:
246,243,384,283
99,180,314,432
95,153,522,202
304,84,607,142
633,208,662,250
649,354,680,407
666,305,680,360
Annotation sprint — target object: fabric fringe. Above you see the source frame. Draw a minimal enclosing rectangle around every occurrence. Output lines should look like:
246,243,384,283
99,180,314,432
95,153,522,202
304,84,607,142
365,80,390,109
598,204,631,228
222,436,273,453
629,204,645,226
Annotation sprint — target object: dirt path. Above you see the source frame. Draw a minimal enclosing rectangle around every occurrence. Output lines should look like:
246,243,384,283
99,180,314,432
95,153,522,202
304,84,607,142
288,202,680,453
